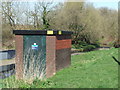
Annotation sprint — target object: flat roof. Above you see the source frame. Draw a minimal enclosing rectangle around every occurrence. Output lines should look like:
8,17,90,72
13,30,73,35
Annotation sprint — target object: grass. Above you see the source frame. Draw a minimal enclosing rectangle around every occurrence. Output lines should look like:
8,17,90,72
1,48,118,88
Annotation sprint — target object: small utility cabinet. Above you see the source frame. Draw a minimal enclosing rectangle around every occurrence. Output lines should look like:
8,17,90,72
13,30,73,80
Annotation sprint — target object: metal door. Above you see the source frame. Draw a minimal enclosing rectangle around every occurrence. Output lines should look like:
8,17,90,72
23,35,46,79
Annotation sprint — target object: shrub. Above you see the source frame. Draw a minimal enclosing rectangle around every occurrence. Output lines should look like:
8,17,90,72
83,45,96,52
113,41,120,48
108,40,120,48
108,41,114,47
72,40,100,52
72,45,76,49
72,40,88,49
77,41,88,46
91,41,100,48
2,24,14,49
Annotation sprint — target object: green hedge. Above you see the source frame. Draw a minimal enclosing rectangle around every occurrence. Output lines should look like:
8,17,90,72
72,41,100,52
83,45,96,51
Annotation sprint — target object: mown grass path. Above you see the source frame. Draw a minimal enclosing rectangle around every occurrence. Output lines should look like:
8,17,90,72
2,48,118,88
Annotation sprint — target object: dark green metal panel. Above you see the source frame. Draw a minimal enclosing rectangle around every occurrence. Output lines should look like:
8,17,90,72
23,35,46,79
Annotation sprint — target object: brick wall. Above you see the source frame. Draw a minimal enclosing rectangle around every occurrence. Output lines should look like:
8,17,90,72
56,48,71,71
46,35,71,77
55,35,71,71
15,35,23,79
46,36,56,78
15,35,72,79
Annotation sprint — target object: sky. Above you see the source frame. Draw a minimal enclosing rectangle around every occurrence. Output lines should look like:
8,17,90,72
2,0,118,10
64,0,118,10
91,1,118,11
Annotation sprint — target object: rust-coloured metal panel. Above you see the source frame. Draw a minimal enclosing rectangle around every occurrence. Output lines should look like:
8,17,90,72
15,35,23,79
56,39,71,50
46,36,56,78
56,35,71,50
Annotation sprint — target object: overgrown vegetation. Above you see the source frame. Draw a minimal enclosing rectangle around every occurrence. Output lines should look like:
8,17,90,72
1,1,118,49
72,40,100,51
1,48,118,88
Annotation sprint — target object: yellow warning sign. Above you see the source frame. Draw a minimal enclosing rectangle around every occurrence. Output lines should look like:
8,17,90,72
47,31,53,34
58,31,62,35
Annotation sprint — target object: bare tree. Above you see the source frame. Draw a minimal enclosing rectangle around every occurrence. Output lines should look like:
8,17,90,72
38,1,54,29
2,2,15,27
